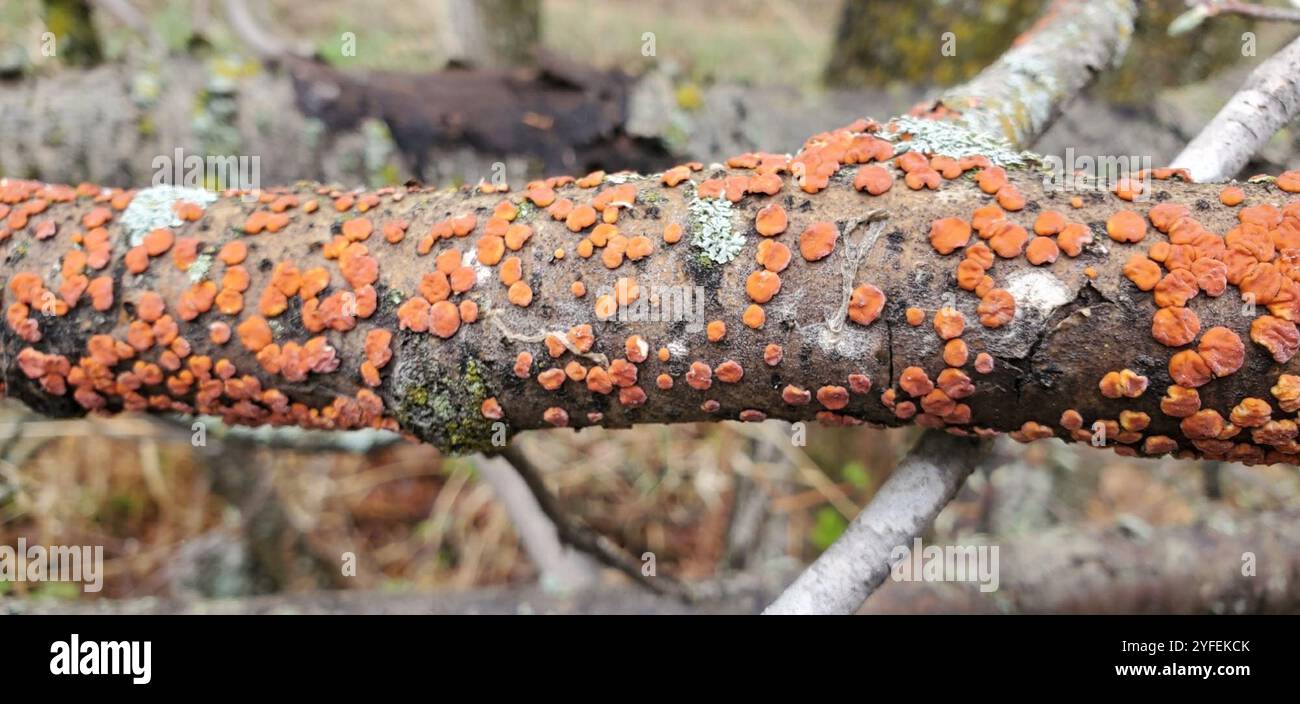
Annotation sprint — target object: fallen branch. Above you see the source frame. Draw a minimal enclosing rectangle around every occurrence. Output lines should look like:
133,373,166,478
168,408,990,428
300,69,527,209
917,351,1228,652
762,431,989,615
1190,0,1300,25
496,445,692,600
1170,33,1300,181
11,153,1300,465
474,453,599,591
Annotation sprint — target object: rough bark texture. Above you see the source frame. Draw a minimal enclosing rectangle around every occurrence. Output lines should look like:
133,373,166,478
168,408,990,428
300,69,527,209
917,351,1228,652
918,0,1136,148
9,0,1290,468
763,431,986,614
5,142,1300,464
1170,34,1300,183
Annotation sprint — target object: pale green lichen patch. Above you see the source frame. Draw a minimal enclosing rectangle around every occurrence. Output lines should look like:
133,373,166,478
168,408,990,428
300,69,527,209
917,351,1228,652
687,182,741,264
187,250,215,284
394,354,495,455
121,185,218,246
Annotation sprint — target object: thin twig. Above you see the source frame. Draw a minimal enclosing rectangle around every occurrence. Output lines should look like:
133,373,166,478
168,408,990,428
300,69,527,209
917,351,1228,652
475,454,599,590
763,431,991,615
1194,0,1300,24
221,0,312,60
497,444,695,601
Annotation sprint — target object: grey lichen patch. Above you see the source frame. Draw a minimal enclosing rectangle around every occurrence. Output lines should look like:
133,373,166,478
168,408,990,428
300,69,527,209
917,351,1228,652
687,182,741,264
187,251,215,284
120,185,218,246
886,115,1036,167
393,353,495,455
605,171,649,185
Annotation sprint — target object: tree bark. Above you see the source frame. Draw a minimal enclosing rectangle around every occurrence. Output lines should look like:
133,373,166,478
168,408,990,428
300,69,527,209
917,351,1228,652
5,151,1299,465
11,0,1292,468
1170,34,1300,182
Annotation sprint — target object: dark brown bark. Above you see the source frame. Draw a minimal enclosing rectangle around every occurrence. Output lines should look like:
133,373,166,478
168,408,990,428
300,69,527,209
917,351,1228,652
4,153,1300,464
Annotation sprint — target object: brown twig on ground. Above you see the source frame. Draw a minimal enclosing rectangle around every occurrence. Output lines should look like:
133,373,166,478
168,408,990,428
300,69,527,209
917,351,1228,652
497,445,694,601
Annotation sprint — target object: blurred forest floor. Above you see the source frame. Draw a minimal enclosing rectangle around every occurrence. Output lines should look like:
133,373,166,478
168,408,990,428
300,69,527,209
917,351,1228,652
2,0,1299,612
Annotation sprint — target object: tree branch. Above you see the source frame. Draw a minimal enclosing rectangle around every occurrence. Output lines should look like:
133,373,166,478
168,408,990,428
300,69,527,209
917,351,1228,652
1170,33,1300,182
919,0,1139,149
474,453,599,591
220,0,313,61
1193,0,1300,25
7,134,1299,464
762,431,989,615
496,445,692,600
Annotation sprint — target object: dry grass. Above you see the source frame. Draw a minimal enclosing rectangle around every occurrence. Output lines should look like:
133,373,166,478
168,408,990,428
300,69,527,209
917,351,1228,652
7,395,1295,604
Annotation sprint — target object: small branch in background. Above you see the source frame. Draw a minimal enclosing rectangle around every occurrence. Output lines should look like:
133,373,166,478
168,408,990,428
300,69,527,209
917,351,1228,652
497,445,693,601
439,0,540,68
1170,33,1300,181
148,415,405,454
220,0,313,61
474,454,599,591
763,431,989,615
1187,0,1300,24
723,422,797,572
89,0,164,54
927,0,1139,150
